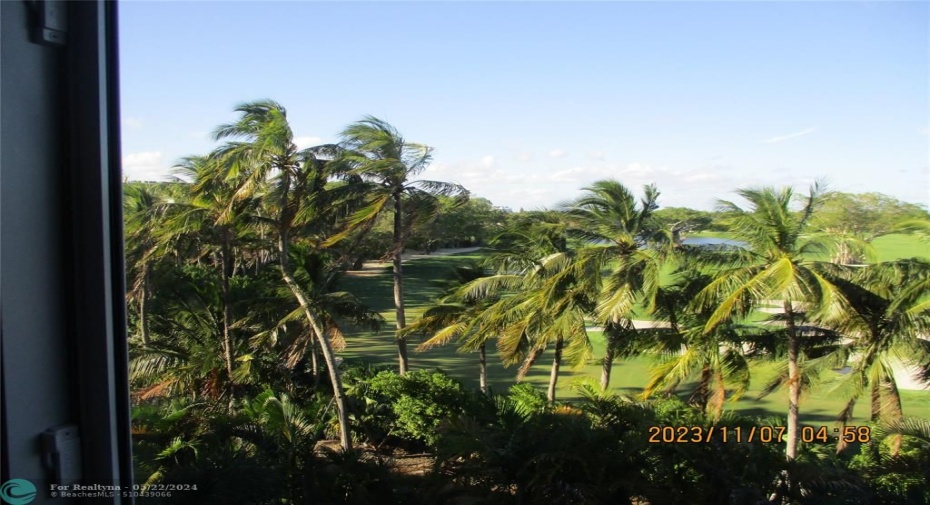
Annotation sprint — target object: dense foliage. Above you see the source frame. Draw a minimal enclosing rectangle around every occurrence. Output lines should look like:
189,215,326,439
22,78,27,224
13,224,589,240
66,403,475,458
125,100,930,504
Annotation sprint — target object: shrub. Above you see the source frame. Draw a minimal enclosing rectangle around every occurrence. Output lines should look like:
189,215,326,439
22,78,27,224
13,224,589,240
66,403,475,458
364,369,477,446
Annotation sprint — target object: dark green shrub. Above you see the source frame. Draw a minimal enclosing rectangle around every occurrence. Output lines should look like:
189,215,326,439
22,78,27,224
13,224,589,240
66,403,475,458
850,423,930,505
363,369,477,446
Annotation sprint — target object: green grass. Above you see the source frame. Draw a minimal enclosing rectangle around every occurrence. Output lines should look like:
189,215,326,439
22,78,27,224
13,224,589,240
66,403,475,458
335,249,930,423
871,234,930,261
690,232,929,262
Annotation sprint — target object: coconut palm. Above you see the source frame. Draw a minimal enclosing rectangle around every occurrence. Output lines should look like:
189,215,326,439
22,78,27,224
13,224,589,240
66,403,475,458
829,260,930,441
211,100,357,450
643,272,753,420
561,180,665,391
464,225,595,403
129,264,233,402
252,245,383,387
124,183,171,345
334,116,468,374
692,182,857,460
154,153,264,398
403,264,497,393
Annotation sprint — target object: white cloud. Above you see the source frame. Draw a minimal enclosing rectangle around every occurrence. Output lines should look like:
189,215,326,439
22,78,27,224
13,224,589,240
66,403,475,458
122,151,171,181
509,187,554,206
418,154,550,210
293,136,323,149
516,152,534,163
763,128,815,144
549,165,613,183
919,127,929,136
123,117,143,129
619,162,657,176
545,162,734,207
684,172,720,182
586,151,605,161
548,149,567,158
550,163,661,184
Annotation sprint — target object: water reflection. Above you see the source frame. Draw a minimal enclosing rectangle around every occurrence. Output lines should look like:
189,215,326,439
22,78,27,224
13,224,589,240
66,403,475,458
681,236,746,247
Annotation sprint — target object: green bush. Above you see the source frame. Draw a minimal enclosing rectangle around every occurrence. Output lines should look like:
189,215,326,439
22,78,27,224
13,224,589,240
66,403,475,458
850,426,930,504
507,382,551,417
364,369,477,446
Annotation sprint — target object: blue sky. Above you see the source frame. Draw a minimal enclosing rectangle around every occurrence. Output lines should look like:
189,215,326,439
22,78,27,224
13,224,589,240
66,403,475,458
119,1,929,211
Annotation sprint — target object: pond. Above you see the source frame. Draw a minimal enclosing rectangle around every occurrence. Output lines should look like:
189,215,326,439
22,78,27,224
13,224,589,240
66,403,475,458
681,236,747,247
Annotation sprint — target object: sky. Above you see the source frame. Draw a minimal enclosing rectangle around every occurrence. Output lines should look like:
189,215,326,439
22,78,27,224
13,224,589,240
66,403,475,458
119,0,929,211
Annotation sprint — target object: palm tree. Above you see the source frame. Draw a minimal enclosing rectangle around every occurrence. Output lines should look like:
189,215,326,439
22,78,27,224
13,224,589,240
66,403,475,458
692,182,857,460
334,116,468,374
561,180,664,391
124,183,170,345
158,153,261,398
211,100,357,450
643,272,753,420
253,246,383,387
129,264,234,403
830,259,930,449
403,264,497,393
464,223,595,403
532,264,596,403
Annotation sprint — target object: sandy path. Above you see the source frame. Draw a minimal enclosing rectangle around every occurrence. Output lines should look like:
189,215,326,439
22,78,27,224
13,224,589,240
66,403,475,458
346,247,483,276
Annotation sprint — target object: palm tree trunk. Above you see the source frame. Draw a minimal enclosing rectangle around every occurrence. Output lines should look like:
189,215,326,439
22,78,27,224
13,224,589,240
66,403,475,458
221,241,236,403
870,381,881,422
885,377,904,419
479,342,488,394
517,347,544,381
278,233,353,451
139,265,150,345
885,377,904,456
836,397,857,454
709,369,726,421
690,365,712,415
600,345,614,392
784,302,801,460
548,336,564,403
392,193,409,375
309,337,321,388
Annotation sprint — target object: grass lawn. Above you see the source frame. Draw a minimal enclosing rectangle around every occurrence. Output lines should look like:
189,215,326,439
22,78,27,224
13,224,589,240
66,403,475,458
871,234,930,261
336,249,930,423
690,232,929,262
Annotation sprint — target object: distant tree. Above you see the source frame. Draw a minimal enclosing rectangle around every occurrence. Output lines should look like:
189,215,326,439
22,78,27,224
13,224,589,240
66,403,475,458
643,271,753,420
252,245,384,387
408,196,507,251
124,183,171,346
163,153,260,400
650,207,715,245
464,211,594,402
811,192,929,263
